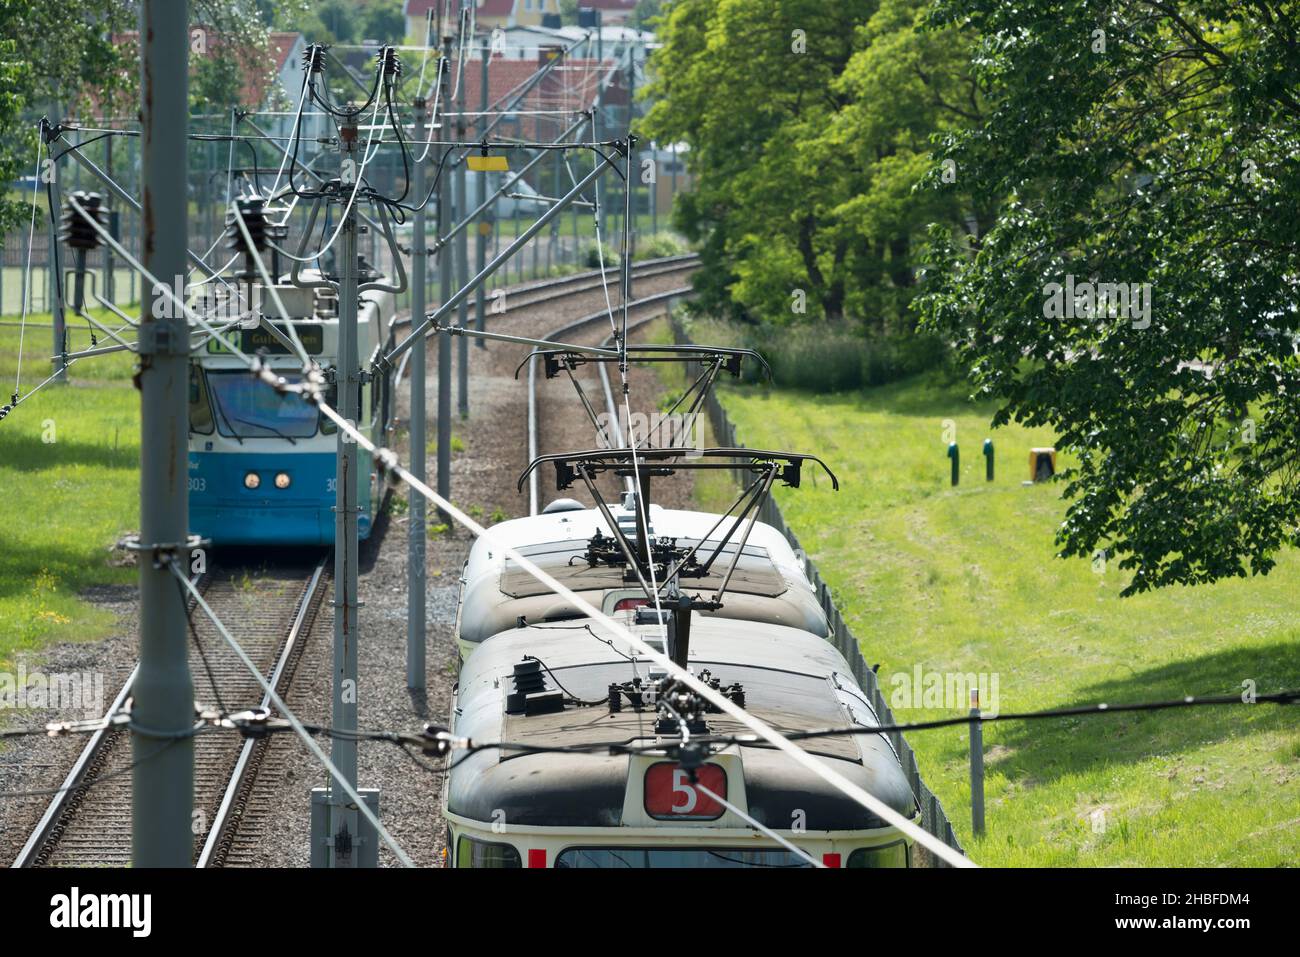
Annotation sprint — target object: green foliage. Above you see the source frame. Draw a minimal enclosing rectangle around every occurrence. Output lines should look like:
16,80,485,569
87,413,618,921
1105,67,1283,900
276,0,403,45
705,372,1300,865
0,0,134,231
683,316,948,392
917,0,1300,594
0,323,138,670
583,241,621,269
634,0,664,30
638,231,687,258
0,1,308,231
642,0,981,335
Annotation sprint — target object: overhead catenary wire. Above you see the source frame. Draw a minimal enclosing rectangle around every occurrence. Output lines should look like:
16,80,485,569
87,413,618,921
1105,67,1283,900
271,91,386,265
694,781,823,867
169,564,415,868
153,138,984,865
8,685,1297,748
28,52,974,868
9,670,1292,824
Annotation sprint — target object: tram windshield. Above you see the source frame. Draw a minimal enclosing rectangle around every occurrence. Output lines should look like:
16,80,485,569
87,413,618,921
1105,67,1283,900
204,370,320,440
553,848,814,868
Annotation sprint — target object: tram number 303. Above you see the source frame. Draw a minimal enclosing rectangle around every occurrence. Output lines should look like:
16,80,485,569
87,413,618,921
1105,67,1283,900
643,763,727,821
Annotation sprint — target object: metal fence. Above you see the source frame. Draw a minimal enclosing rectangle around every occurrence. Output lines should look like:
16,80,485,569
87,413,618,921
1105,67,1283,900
673,318,967,866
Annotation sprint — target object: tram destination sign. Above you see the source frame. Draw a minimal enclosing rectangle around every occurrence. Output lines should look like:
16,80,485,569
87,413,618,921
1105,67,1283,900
207,325,325,356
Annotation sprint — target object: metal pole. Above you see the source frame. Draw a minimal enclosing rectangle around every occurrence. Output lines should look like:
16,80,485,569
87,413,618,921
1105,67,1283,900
621,137,633,344
59,145,221,281
133,0,193,868
104,135,115,304
385,153,617,366
47,134,66,383
437,35,453,513
455,48,469,418
407,99,428,692
970,688,985,837
474,41,488,347
331,116,362,866
671,142,678,210
627,42,637,262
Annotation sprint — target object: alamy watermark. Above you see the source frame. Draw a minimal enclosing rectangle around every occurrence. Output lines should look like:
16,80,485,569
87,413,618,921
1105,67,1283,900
889,665,1001,717
0,664,105,717
1043,274,1152,329
596,408,705,456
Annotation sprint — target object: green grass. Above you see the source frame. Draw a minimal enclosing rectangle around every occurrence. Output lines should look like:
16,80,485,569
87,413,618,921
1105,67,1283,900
665,348,1300,866
0,266,140,315
0,313,140,673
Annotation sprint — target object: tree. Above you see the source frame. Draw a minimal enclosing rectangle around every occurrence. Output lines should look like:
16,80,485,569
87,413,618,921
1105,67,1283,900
0,0,134,231
278,0,359,45
642,0,877,324
808,0,984,335
360,1,405,44
634,0,664,30
0,1,309,231
641,0,979,336
917,0,1300,594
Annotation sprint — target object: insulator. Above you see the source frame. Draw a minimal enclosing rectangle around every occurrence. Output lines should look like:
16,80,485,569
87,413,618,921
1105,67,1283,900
224,196,283,256
303,43,327,74
60,191,104,251
376,46,402,79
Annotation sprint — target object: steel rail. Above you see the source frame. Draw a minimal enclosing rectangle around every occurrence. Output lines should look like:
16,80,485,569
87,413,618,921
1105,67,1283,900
10,571,207,868
197,558,328,867
526,285,696,514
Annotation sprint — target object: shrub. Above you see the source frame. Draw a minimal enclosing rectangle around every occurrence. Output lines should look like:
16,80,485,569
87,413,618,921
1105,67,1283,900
684,319,950,393
583,242,621,269
639,232,688,258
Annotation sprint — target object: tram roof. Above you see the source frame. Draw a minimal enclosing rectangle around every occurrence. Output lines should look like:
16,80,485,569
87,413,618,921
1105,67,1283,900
447,616,915,830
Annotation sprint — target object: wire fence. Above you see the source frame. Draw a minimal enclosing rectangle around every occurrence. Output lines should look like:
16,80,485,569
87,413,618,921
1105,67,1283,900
672,316,967,867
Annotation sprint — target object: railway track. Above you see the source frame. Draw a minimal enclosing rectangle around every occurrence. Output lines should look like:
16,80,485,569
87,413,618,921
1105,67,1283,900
10,257,695,869
525,285,697,513
12,556,329,868
501,253,698,313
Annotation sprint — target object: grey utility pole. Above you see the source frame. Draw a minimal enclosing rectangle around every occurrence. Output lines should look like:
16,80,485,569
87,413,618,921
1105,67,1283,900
626,41,637,262
475,40,488,345
455,60,470,418
45,122,66,383
407,99,428,691
437,36,453,512
133,0,194,868
331,115,362,865
104,135,115,304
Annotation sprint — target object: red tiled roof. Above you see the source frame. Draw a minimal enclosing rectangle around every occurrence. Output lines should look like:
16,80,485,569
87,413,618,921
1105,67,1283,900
268,32,301,73
80,29,302,115
242,33,304,107
443,55,615,142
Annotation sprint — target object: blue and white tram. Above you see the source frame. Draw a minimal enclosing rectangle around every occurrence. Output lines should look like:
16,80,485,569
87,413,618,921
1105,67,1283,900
186,282,394,546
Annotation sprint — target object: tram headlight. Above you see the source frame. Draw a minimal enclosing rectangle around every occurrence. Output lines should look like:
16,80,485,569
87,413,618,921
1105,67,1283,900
244,471,261,489
274,472,291,489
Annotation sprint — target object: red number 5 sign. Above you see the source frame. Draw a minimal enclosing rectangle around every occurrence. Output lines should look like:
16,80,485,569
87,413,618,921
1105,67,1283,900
644,763,727,820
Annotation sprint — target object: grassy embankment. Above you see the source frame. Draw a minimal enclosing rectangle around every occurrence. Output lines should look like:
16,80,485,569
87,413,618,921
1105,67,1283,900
651,319,1300,866
0,312,139,673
